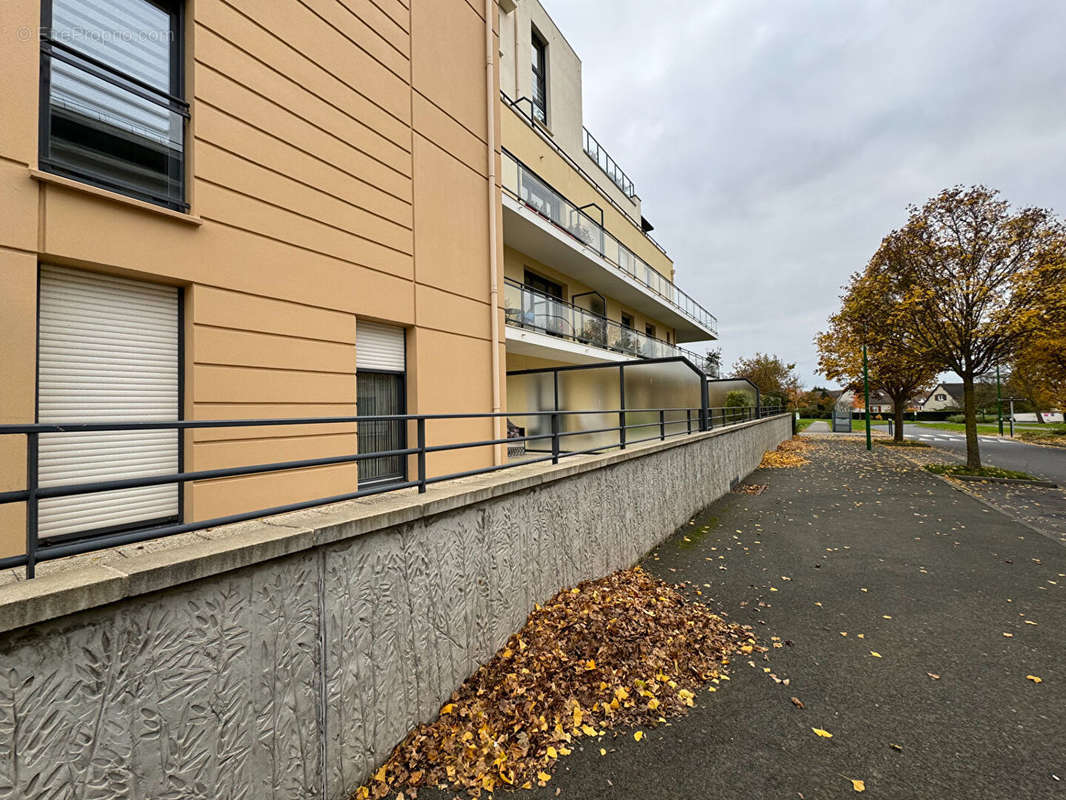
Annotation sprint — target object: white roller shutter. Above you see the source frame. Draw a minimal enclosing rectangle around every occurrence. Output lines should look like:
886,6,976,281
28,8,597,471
37,265,179,539
356,321,405,372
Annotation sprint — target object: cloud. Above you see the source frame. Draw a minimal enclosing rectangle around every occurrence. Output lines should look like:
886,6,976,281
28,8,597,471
543,0,1066,385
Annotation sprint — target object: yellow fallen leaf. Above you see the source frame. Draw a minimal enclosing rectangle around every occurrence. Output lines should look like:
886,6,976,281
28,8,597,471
1026,675,1042,683
1003,632,1013,638
440,703,455,715
634,730,644,741
882,615,892,619
581,724,597,736
870,651,882,658
600,748,607,756
852,778,866,792
373,764,388,782
546,746,557,759
812,727,833,738
537,771,552,783
355,788,369,800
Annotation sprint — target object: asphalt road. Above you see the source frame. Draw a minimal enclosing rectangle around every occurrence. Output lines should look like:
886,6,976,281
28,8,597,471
901,423,1066,484
462,437,1066,799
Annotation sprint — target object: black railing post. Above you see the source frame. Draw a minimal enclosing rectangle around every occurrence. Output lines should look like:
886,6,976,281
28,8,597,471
25,432,38,580
416,418,426,493
551,412,560,464
686,409,692,435
618,365,627,449
659,410,666,441
700,378,709,432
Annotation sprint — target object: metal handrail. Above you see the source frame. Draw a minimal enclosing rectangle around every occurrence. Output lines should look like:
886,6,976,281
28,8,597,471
0,404,783,579
504,278,712,369
582,127,636,198
501,148,718,337
502,92,669,257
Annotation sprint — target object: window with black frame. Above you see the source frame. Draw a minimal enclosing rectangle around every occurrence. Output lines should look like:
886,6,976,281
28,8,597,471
357,372,406,485
39,0,187,211
531,30,548,124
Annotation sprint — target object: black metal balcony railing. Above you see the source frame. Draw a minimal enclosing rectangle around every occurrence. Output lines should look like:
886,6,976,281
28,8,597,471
503,93,669,259
504,279,710,368
501,149,718,337
583,127,635,198
0,393,783,579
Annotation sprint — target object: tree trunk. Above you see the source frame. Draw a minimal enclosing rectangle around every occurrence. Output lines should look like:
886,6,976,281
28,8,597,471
1036,407,1046,424
893,405,905,442
962,376,981,469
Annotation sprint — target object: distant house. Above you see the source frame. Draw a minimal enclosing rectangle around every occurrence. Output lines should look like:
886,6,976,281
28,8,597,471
920,383,965,412
836,388,894,415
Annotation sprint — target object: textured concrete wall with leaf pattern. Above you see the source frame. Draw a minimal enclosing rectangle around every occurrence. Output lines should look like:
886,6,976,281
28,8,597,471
0,417,790,800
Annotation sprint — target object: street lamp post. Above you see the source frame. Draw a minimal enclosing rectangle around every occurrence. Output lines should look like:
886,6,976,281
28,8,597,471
996,365,1003,436
862,342,872,451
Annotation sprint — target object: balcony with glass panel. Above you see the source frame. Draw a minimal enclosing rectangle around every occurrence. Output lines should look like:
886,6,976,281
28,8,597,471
500,149,717,343
504,279,710,371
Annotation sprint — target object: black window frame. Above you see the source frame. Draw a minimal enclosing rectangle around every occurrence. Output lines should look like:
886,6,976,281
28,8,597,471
620,313,634,329
523,268,563,299
356,370,408,487
531,29,548,125
38,0,189,212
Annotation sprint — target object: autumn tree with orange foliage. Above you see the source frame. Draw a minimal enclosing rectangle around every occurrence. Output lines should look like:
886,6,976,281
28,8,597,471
817,267,939,442
730,353,800,408
871,186,1066,468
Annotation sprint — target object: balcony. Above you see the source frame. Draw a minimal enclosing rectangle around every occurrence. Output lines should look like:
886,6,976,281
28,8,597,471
504,279,709,370
500,149,717,341
583,127,636,198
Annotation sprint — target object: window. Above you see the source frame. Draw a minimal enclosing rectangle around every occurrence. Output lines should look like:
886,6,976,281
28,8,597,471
37,265,180,540
645,323,656,339
524,269,562,299
620,313,634,329
356,322,407,486
531,30,548,124
935,393,946,401
39,0,187,210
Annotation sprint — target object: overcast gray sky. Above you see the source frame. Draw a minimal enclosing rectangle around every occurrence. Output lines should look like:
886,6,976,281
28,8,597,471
543,0,1066,387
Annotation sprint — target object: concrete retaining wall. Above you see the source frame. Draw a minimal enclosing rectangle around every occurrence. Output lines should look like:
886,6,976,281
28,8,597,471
0,415,790,800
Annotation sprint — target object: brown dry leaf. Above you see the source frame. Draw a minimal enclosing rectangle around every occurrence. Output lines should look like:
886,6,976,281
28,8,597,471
927,672,941,680
790,696,805,709
354,566,750,798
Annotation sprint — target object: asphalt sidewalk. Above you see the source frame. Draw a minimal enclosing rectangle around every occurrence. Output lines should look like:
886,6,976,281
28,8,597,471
501,436,1066,799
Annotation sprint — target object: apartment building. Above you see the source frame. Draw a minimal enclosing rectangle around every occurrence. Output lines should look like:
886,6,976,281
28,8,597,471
0,0,506,560
0,0,720,566
496,0,717,380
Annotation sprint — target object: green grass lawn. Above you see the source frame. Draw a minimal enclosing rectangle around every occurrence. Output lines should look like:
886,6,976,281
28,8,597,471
797,418,821,431
1015,424,1066,447
925,463,1036,480
849,419,889,433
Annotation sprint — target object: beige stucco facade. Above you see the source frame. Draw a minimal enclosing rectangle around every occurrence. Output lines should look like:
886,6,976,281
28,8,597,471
0,0,506,558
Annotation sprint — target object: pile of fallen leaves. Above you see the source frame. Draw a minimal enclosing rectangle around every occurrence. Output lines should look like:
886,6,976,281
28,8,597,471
355,567,752,798
759,437,811,469
733,482,767,495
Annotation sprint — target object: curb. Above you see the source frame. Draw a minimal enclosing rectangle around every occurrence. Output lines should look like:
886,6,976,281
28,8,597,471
946,474,1058,488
